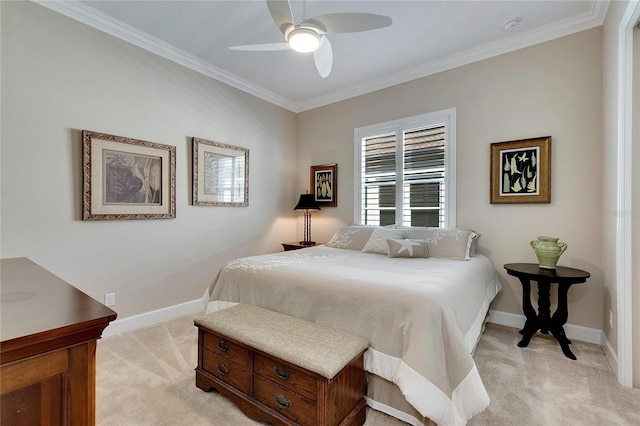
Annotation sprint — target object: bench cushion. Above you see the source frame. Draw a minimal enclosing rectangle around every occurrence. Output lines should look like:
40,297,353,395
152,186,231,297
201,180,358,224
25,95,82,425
195,304,369,379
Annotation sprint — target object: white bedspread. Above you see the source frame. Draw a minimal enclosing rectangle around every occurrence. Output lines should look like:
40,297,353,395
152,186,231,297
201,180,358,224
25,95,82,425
203,246,501,425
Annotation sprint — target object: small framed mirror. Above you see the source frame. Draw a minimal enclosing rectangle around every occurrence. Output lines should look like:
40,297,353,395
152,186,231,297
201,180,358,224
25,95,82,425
193,137,249,206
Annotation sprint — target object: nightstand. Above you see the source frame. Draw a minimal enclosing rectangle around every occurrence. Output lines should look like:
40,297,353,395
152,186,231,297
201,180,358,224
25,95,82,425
281,242,319,251
504,263,590,360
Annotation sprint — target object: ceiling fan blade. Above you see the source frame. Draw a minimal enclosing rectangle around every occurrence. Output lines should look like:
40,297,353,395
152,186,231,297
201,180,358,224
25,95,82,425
305,13,392,34
266,0,295,35
229,43,290,51
313,37,332,78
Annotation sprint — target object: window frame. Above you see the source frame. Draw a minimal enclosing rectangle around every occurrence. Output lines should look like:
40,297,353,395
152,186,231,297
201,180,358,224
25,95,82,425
353,108,456,227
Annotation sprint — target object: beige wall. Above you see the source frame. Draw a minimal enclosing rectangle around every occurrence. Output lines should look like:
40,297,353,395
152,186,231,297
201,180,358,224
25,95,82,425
298,28,604,330
0,2,298,318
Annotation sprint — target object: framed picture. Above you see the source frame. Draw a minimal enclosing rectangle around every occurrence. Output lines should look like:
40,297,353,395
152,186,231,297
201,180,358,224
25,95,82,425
193,137,249,206
310,163,337,207
82,131,176,220
490,136,551,204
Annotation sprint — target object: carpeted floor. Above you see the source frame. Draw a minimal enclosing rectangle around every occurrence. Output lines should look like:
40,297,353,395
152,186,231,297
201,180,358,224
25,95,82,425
96,314,640,426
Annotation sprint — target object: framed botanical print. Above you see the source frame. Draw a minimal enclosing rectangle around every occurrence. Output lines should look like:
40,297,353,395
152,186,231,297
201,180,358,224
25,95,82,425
310,163,337,207
82,130,176,220
490,136,551,204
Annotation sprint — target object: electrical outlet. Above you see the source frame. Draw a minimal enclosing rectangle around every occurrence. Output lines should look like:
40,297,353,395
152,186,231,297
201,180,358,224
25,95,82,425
104,292,116,307
608,310,613,328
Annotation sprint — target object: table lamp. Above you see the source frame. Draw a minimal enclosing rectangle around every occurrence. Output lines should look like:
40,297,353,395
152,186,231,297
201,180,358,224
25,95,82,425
294,193,321,245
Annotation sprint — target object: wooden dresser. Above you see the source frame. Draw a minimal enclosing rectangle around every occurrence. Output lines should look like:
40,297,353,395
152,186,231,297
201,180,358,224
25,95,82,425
0,257,117,425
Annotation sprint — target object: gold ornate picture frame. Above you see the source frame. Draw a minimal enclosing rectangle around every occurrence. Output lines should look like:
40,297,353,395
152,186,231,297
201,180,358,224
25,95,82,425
82,130,176,220
192,137,249,207
310,163,337,207
490,136,551,204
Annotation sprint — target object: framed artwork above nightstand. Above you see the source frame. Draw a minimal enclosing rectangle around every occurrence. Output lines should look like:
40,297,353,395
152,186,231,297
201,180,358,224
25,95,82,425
310,164,337,207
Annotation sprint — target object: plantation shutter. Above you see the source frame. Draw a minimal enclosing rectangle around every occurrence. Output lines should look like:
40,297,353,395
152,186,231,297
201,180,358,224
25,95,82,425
360,125,446,227
356,108,454,228
402,125,446,227
361,133,396,226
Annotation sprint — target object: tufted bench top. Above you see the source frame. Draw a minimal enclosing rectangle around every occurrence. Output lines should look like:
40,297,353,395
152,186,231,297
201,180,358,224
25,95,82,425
195,304,369,379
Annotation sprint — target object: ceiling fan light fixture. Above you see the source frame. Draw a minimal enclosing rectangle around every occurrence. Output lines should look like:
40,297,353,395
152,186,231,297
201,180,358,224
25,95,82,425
287,28,321,53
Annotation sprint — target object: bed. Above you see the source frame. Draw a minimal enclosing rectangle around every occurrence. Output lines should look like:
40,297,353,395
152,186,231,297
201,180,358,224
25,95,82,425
202,226,501,426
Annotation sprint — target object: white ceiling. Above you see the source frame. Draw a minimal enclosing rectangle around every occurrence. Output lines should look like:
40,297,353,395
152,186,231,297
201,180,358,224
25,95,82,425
36,1,609,112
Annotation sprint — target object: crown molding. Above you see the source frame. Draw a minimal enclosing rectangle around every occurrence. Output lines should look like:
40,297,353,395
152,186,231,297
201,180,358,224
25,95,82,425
33,0,609,114
32,0,298,112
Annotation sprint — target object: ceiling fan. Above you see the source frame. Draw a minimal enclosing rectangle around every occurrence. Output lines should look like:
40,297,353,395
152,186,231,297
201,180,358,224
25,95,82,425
229,0,392,78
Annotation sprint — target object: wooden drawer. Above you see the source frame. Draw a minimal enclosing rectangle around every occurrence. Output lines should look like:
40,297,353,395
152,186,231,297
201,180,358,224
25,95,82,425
1,374,64,426
253,353,317,401
202,350,248,394
195,305,367,426
202,331,248,368
253,375,317,426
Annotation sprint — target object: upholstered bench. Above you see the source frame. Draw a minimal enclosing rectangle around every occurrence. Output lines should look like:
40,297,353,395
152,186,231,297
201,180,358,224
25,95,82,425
194,304,369,426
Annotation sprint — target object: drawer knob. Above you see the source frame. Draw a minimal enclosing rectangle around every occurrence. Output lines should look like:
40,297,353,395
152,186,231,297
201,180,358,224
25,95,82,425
275,365,292,380
274,393,292,410
217,340,229,352
217,363,229,376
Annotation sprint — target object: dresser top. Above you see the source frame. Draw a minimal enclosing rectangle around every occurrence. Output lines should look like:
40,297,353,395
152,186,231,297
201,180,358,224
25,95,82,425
1,257,117,362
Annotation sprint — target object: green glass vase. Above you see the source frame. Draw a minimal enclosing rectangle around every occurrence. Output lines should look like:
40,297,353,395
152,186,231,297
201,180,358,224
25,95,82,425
530,236,567,269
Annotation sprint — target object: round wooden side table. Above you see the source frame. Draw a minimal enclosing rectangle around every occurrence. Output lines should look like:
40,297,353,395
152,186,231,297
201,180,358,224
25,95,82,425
504,263,590,360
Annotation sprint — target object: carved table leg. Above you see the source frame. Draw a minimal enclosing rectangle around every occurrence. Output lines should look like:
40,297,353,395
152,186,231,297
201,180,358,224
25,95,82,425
537,281,551,334
518,277,540,347
550,283,576,360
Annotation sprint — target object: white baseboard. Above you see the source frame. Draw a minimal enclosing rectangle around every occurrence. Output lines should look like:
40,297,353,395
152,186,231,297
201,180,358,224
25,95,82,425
487,309,604,345
102,299,204,338
602,334,619,377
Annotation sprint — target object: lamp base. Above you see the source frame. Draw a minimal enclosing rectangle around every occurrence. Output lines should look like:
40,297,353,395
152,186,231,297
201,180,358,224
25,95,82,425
299,241,316,246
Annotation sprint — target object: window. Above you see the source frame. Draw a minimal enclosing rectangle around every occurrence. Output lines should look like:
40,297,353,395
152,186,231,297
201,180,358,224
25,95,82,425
354,109,456,227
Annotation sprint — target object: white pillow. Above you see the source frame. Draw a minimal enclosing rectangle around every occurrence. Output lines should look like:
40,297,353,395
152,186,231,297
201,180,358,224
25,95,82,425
405,227,479,260
387,239,429,258
361,228,406,255
325,226,376,251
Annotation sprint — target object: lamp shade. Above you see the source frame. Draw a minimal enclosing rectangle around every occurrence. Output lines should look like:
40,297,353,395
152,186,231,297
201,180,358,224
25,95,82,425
294,194,321,211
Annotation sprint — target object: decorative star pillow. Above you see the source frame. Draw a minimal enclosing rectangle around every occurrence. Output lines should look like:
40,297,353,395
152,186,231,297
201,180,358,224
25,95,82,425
387,239,429,258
